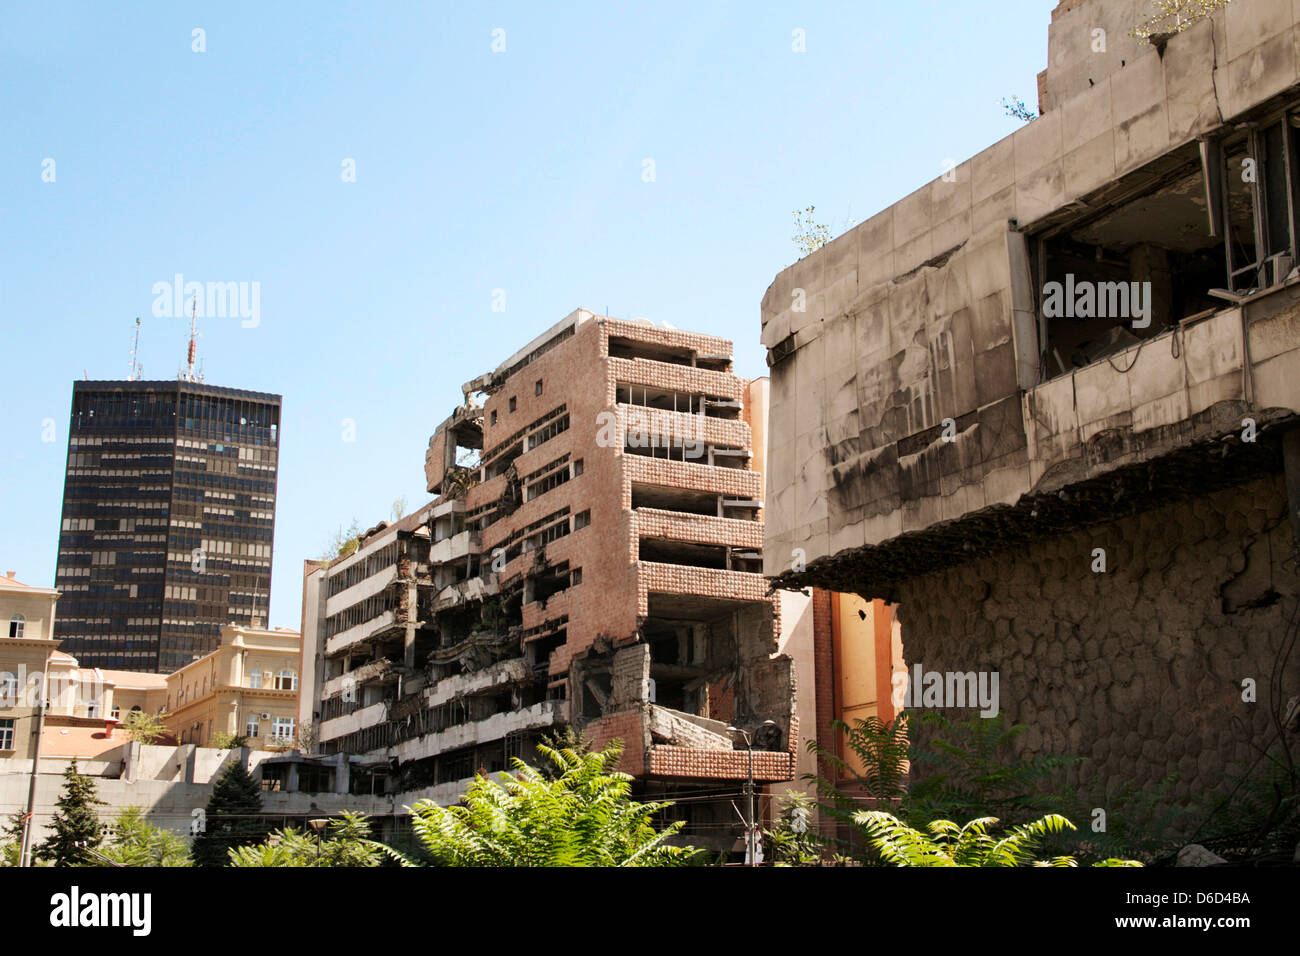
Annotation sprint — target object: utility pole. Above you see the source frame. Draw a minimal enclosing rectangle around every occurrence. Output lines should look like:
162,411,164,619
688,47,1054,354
727,720,777,866
19,651,52,867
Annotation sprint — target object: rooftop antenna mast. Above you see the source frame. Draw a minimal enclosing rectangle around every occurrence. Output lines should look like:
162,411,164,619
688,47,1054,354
127,317,143,381
182,294,203,383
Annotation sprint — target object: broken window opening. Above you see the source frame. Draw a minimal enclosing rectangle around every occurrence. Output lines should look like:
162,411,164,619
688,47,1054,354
622,435,712,463
525,628,565,673
528,561,573,608
349,767,389,797
615,383,741,420
581,672,612,719
526,465,571,501
485,442,523,479
526,414,569,451
631,483,719,516
639,537,728,570
607,336,696,367
1033,110,1300,381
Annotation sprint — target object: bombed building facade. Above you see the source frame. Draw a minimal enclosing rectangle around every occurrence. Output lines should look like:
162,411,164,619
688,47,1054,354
297,311,796,847
763,0,1300,810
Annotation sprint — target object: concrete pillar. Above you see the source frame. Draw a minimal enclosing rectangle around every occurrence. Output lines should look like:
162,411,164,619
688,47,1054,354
182,744,197,784
122,740,140,783
333,752,350,795
404,613,417,669
286,761,299,792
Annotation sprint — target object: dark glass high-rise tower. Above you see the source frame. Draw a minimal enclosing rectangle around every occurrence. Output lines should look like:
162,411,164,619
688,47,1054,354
53,380,281,673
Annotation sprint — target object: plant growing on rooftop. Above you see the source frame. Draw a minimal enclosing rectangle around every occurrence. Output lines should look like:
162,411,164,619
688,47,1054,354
122,708,169,745
1131,0,1230,44
792,206,832,257
321,518,363,565
1002,95,1037,122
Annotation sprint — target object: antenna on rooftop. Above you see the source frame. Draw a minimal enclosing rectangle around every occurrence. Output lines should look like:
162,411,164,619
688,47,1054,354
128,317,143,381
181,294,203,383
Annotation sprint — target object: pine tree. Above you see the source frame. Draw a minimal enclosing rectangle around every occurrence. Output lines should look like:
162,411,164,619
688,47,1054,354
99,807,192,867
191,759,266,867
36,758,106,866
0,812,27,867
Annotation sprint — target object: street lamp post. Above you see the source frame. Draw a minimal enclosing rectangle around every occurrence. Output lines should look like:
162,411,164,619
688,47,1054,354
726,720,777,867
308,818,329,863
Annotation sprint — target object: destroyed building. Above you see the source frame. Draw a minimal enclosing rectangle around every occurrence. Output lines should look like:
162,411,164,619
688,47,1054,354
297,310,796,847
762,0,1300,810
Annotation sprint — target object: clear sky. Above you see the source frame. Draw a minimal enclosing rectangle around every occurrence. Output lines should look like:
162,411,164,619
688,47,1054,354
0,0,1053,631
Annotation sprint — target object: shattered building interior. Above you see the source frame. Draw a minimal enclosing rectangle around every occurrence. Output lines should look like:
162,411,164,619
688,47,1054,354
1032,108,1300,375
295,311,796,850
760,0,1300,813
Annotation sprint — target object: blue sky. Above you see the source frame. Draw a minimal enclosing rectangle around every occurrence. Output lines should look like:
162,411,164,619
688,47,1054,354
0,1,1052,630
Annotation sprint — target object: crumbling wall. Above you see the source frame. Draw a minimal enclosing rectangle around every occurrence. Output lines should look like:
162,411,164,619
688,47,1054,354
610,643,650,707
731,601,796,750
762,0,1300,580
895,473,1300,807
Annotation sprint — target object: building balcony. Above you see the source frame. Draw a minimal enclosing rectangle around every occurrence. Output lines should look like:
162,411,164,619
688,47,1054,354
614,403,750,453
622,454,762,501
324,565,398,618
388,698,568,763
429,528,480,566
324,610,396,657
607,357,746,403
633,507,763,551
636,562,771,605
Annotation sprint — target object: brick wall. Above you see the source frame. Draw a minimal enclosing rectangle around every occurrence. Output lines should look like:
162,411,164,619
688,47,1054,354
585,707,649,774
647,746,795,781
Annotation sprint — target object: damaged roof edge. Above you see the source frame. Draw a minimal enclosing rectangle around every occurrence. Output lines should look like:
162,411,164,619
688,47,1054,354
460,308,596,397
770,406,1298,600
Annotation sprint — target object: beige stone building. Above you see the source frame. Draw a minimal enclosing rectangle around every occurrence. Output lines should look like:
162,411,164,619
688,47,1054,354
1,572,169,760
1,572,62,761
163,622,302,749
